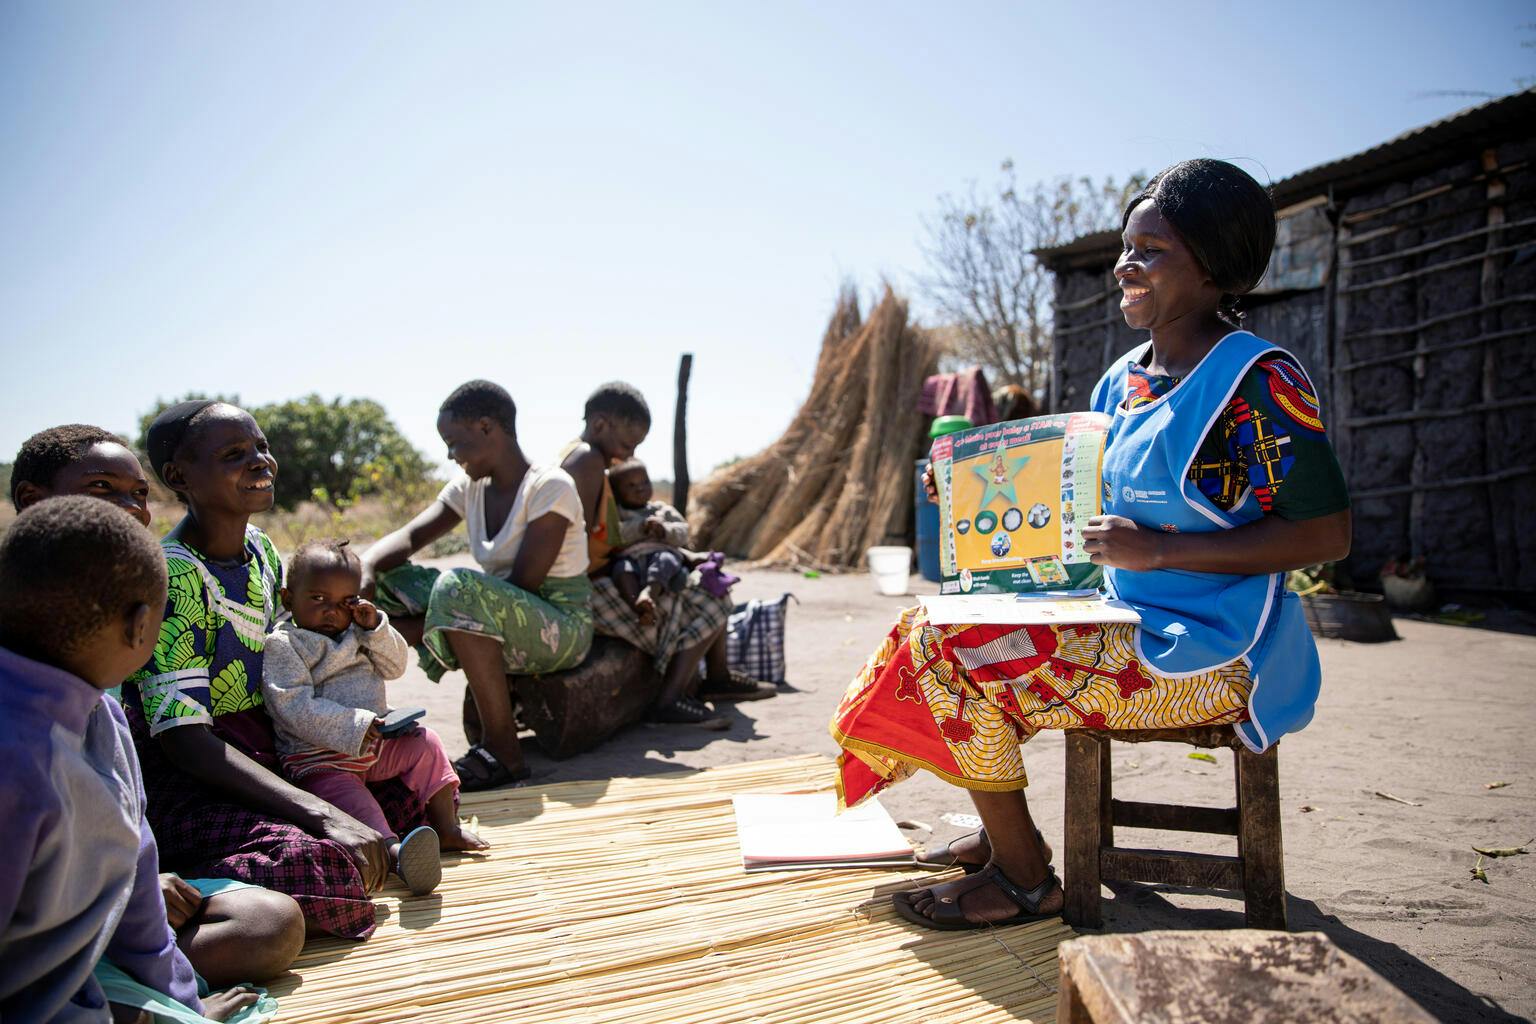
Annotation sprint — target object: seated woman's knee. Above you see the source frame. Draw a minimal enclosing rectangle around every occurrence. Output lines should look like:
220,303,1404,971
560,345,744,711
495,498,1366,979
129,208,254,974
214,887,306,975
430,566,489,602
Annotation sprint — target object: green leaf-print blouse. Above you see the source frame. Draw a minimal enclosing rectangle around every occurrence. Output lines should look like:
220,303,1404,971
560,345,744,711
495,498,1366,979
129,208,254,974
123,525,284,767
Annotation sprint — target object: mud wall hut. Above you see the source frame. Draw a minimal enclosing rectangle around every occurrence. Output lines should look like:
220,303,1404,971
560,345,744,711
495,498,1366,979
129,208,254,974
1037,88,1536,599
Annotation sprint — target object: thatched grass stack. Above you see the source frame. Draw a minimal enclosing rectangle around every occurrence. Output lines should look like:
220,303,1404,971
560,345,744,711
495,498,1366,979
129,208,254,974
689,286,944,568
265,755,1071,1024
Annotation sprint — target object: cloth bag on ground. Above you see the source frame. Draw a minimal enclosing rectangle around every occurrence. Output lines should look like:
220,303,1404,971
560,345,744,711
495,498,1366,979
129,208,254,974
725,593,796,684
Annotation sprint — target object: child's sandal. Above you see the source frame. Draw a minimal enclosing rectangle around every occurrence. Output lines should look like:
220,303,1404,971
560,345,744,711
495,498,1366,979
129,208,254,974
396,825,442,896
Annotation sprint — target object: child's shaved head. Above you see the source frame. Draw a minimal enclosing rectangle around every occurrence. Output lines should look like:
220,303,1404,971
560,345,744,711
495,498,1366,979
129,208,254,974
0,497,167,662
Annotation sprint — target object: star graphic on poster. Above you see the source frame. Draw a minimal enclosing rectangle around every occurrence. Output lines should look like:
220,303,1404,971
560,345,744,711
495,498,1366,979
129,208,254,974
973,449,1031,508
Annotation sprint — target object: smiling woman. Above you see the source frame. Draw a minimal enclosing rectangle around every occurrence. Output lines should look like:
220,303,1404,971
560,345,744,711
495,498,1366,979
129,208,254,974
833,159,1353,933
118,400,408,940
363,380,594,791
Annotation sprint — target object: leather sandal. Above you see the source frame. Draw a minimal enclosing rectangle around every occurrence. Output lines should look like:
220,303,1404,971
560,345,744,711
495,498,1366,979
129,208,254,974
453,745,531,792
914,826,1052,874
892,863,1062,931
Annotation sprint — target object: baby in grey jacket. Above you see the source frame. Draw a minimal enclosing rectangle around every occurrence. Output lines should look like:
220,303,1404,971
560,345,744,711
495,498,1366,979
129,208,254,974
262,540,486,896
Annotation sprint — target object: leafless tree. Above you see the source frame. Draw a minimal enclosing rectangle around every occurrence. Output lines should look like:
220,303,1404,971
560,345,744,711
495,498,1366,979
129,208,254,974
919,162,1143,398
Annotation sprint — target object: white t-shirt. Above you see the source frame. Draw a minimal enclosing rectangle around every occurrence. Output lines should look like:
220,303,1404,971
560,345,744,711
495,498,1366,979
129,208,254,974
437,466,589,581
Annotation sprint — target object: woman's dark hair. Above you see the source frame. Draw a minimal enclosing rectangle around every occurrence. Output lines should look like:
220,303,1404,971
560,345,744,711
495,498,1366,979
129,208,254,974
1122,159,1276,327
10,424,127,509
440,380,517,436
583,382,650,428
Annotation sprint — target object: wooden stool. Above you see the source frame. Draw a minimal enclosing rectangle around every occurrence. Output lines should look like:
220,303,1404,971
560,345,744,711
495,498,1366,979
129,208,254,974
1062,725,1285,929
1056,930,1436,1023
463,636,664,759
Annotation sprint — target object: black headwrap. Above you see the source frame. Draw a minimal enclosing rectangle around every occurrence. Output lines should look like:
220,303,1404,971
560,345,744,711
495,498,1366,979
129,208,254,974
145,400,219,487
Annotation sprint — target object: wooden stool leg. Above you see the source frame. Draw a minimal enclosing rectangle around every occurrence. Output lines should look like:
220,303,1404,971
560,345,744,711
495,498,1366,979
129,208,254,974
1236,744,1287,929
1064,732,1107,928
1098,736,1114,846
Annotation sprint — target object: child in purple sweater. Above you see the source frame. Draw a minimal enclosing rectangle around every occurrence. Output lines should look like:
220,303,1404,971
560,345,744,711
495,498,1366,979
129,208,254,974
0,498,265,1022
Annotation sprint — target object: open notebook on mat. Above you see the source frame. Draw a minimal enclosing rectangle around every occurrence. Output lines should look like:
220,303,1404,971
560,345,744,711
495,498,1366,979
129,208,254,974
732,792,915,871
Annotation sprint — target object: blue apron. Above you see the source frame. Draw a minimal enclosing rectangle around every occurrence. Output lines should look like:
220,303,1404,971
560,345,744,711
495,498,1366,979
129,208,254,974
1090,331,1321,752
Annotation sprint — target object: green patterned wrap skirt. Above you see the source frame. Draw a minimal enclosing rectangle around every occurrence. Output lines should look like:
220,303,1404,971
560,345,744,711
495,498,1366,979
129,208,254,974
375,565,593,682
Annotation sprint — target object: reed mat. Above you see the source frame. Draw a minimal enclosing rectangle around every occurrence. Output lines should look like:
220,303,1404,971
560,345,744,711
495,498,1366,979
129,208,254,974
267,754,1072,1023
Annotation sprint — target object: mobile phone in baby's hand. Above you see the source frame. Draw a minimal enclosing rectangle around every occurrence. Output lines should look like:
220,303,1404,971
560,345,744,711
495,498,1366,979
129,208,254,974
378,707,426,737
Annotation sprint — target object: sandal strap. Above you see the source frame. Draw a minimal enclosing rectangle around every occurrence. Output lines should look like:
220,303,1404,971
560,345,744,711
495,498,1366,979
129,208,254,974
977,863,1058,914
456,745,504,783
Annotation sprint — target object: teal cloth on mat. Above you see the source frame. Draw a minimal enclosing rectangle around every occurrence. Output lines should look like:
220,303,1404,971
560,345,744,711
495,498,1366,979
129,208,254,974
94,960,277,1024
97,878,275,1024
184,877,256,899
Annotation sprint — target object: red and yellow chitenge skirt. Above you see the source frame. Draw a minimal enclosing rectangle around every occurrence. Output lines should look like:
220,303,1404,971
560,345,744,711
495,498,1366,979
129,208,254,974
830,607,1254,807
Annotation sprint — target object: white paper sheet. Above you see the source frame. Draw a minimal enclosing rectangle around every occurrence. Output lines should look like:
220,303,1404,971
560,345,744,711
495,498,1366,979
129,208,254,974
918,592,1142,626
731,792,915,871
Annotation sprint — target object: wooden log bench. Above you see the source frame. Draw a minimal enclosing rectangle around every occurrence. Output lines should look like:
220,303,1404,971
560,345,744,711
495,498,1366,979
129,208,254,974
1063,725,1286,930
462,635,665,759
1056,929,1436,1023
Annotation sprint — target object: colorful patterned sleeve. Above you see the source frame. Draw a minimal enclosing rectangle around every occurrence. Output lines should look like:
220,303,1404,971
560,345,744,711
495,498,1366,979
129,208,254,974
131,554,218,734
1221,356,1351,521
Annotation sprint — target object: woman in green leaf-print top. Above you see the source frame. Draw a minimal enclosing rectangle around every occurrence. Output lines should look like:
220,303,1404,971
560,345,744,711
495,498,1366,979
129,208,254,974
120,400,397,940
128,526,280,753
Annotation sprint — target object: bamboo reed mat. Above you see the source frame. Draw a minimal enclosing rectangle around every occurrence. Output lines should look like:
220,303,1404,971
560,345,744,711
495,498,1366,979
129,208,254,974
267,754,1072,1023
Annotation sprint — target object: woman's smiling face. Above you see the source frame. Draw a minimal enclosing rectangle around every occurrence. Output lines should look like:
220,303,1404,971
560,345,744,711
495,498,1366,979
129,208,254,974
1114,199,1220,332
170,406,278,514
437,413,500,480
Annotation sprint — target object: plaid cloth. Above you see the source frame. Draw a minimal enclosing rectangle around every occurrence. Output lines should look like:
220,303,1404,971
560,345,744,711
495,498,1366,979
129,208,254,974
590,572,732,674
132,714,424,939
726,593,797,684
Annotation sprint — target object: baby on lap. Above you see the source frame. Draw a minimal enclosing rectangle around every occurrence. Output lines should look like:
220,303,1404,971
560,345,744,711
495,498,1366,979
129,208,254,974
262,540,486,897
607,459,695,625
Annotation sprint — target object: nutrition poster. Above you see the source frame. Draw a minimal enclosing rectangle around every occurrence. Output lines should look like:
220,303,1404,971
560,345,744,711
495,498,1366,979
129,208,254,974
931,412,1111,595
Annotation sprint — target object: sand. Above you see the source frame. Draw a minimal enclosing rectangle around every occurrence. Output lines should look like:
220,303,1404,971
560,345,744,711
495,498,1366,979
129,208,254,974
391,556,1536,1023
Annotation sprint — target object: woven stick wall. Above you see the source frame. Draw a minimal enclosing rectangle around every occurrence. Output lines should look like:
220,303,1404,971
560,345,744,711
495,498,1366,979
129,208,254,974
688,288,944,568
267,755,1069,1023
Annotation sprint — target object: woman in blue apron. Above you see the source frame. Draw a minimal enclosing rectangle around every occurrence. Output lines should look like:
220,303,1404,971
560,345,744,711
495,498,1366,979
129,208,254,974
831,159,1352,929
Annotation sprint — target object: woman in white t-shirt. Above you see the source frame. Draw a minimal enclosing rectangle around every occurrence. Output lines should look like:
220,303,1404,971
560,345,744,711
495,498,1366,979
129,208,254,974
363,381,593,790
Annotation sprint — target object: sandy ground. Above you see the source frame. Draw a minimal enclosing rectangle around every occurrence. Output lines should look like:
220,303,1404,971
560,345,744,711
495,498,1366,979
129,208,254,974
392,556,1536,1023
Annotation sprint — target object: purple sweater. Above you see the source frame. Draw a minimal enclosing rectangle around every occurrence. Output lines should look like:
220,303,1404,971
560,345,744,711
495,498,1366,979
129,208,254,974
0,646,201,1021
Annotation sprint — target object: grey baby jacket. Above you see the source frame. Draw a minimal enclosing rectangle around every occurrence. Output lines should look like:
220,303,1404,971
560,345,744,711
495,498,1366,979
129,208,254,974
261,614,410,759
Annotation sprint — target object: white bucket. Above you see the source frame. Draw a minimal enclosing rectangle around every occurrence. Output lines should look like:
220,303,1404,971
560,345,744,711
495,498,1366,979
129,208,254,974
866,546,912,596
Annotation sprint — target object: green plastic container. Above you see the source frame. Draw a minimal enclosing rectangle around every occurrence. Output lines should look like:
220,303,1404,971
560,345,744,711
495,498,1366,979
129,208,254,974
928,415,973,438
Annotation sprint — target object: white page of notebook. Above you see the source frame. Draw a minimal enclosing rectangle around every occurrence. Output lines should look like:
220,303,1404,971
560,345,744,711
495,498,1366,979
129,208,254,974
731,792,914,868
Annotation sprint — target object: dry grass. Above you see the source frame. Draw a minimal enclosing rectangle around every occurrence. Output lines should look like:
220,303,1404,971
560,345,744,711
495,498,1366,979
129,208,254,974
267,755,1070,1024
689,287,943,569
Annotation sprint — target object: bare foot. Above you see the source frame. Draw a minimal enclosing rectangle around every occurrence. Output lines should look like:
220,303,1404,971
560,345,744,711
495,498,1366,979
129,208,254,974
440,824,490,852
922,828,1051,868
202,987,262,1021
634,591,657,627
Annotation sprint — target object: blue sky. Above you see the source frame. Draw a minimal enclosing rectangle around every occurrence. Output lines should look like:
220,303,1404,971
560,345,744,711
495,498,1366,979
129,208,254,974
2,1,1531,481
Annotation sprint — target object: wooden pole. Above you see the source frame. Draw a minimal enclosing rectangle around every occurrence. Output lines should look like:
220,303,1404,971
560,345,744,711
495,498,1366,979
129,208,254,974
674,353,693,514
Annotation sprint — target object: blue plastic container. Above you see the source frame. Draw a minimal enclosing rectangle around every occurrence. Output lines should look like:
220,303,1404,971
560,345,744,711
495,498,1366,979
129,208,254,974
915,458,942,583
